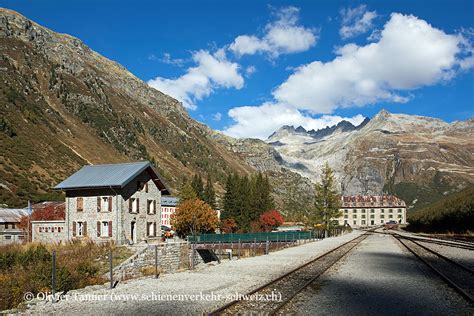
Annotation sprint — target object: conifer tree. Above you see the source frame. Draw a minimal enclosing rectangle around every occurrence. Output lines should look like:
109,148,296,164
313,162,342,237
178,179,197,205
191,174,205,200
203,174,216,209
222,174,239,221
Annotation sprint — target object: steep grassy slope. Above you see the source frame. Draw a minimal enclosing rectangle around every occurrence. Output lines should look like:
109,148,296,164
407,186,474,233
0,9,255,207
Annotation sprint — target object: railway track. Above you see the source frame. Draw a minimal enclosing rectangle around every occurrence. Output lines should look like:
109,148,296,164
393,233,474,304
372,229,474,251
208,232,370,315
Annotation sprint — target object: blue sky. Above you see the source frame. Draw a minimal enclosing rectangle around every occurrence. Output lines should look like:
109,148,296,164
3,0,473,139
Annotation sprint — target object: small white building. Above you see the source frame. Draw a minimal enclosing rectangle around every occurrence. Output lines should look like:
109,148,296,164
337,195,407,228
0,208,29,244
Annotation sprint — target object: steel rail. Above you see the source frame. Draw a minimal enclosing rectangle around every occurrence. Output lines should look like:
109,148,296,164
207,232,371,316
393,234,474,304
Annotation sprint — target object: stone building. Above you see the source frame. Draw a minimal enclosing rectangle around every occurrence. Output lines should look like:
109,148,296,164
54,161,170,244
0,208,29,244
337,195,407,227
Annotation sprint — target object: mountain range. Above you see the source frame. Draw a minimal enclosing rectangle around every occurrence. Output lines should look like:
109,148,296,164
0,8,472,215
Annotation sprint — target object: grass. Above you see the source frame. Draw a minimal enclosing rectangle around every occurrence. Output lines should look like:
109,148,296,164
0,241,133,311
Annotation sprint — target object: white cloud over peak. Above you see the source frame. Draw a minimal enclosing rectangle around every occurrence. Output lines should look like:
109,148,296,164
148,50,244,110
223,102,365,139
229,6,318,58
273,13,469,114
339,5,377,40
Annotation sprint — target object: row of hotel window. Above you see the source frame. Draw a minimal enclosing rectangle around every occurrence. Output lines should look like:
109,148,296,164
71,221,159,237
344,214,403,219
75,197,158,214
343,208,403,213
344,220,398,225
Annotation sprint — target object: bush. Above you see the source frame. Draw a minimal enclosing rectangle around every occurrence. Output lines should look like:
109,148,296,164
0,242,132,311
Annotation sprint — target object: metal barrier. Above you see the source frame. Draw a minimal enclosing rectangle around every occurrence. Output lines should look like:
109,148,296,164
188,230,322,243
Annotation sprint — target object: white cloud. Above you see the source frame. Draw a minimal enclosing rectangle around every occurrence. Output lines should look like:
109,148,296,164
340,5,377,40
158,53,186,66
274,13,469,114
148,50,244,109
223,102,365,139
229,6,317,58
212,112,222,121
245,65,257,76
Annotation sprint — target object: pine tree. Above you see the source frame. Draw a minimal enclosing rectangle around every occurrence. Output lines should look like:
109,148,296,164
313,162,342,237
222,174,238,221
237,175,252,231
203,174,216,209
191,174,205,200
178,179,197,205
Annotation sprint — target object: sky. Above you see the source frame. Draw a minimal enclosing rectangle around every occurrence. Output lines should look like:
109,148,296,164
3,0,473,139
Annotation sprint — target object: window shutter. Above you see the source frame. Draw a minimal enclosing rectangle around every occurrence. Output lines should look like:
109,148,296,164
72,221,76,237
145,182,148,193
97,221,101,237
108,221,112,237
97,197,101,212
154,222,157,237
77,197,83,212
83,222,87,237
108,197,112,212
153,200,157,215
137,198,139,213
129,199,132,213
147,200,150,214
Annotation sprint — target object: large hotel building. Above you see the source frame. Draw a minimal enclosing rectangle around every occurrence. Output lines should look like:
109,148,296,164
337,195,407,227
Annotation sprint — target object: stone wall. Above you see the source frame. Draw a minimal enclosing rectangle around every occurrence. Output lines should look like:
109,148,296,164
31,220,66,243
110,241,204,281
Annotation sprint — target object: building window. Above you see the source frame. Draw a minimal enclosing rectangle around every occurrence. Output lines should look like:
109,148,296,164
137,181,149,193
398,214,402,218
129,198,139,213
362,214,366,219
77,222,84,237
381,209,385,213
353,220,357,225
77,197,83,212
370,209,375,213
398,209,402,213
370,214,374,219
344,209,348,213
344,215,348,219
344,220,348,225
147,200,156,215
362,220,366,225
101,221,109,237
4,223,8,229
389,215,393,219
381,214,385,219
381,220,384,224
147,222,156,237
5,235,11,240
353,214,357,219
389,209,393,213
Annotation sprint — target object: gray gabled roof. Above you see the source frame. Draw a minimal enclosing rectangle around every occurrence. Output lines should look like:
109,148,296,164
0,208,30,223
161,196,178,207
54,161,170,194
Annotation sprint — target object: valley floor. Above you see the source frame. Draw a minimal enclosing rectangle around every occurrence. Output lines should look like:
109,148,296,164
22,231,473,315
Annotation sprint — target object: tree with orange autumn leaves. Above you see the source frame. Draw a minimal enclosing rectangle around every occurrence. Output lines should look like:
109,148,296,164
171,198,219,237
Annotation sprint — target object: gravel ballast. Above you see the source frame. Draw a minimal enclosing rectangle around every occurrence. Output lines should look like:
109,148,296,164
283,233,473,315
24,231,362,315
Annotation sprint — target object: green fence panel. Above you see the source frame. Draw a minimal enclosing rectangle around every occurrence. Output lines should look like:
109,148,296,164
188,230,315,243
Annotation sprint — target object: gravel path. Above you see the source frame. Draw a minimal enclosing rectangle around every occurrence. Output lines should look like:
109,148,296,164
23,231,362,315
282,233,473,315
